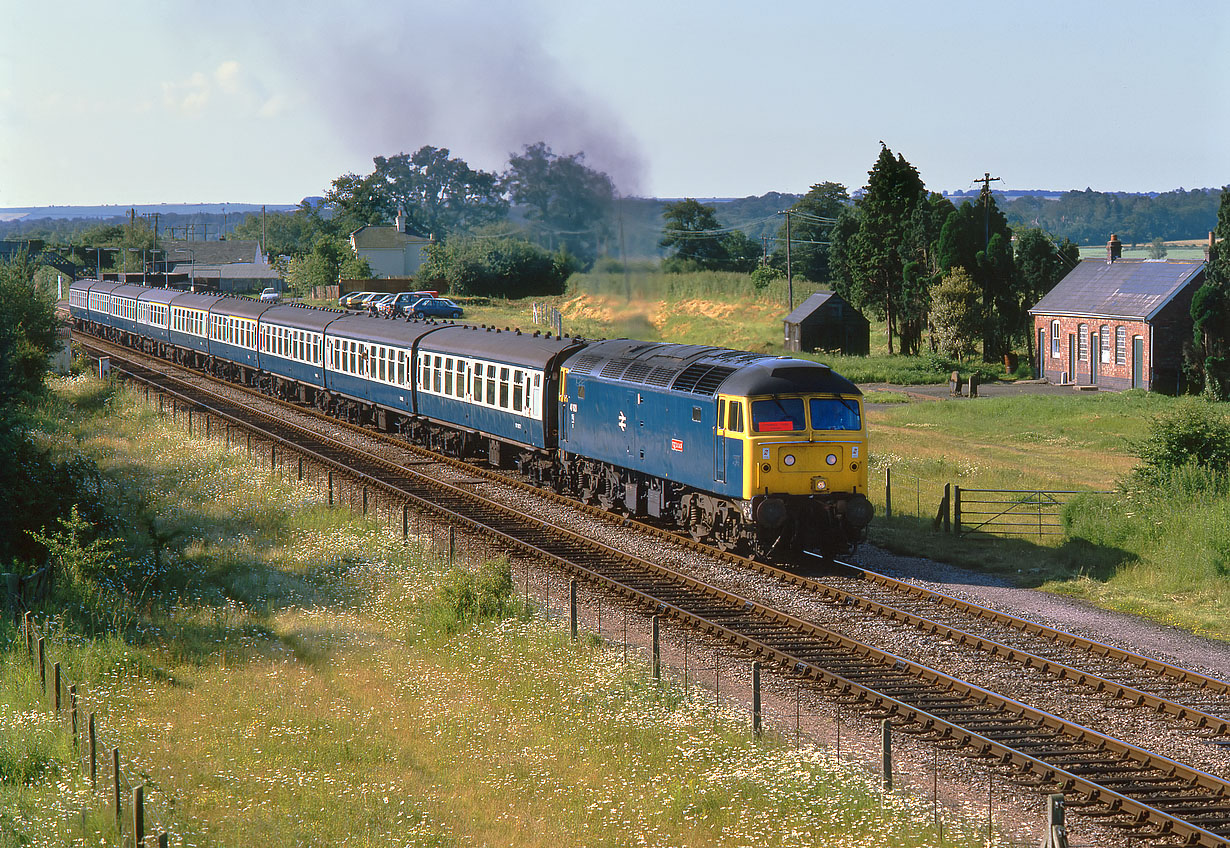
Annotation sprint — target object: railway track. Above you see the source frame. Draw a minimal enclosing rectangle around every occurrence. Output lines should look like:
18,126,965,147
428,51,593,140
78,335,1230,846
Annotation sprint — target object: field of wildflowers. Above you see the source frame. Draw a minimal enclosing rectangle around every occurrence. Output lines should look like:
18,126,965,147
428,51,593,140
1,377,1001,846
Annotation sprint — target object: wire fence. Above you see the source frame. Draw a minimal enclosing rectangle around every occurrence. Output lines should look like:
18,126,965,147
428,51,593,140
7,381,1047,845
18,611,172,847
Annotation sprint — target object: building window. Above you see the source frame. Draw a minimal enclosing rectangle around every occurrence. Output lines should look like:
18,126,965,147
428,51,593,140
1050,321,1061,357
1099,325,1110,363
1115,326,1126,365
1078,324,1088,361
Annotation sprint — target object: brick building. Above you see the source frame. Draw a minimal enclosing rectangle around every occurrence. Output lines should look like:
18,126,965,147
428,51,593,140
1028,240,1206,393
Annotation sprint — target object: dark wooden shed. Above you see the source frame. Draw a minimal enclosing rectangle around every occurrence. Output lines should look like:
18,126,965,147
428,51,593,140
783,291,869,355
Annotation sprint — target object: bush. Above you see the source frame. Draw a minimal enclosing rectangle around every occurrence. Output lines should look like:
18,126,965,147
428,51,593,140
749,265,783,291
418,236,570,298
414,557,517,638
1131,398,1230,476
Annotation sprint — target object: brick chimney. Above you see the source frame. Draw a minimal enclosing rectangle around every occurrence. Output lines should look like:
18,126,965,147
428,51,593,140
1107,233,1122,262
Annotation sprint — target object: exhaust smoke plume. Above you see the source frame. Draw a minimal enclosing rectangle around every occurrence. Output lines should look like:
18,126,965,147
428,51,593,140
243,1,646,194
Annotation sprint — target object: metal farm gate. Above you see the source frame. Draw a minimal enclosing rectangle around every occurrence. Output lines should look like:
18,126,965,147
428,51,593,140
951,487,1108,540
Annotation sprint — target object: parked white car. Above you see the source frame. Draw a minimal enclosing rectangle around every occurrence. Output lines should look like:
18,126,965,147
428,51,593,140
259,288,280,302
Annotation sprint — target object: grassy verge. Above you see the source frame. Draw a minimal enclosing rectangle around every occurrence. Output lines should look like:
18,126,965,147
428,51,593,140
1,376,994,847
862,391,1230,640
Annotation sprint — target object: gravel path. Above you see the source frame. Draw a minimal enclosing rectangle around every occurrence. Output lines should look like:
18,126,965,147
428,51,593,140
850,543,1230,681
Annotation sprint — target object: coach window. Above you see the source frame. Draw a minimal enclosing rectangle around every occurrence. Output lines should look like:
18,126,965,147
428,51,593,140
486,365,497,405
473,364,484,402
512,370,524,412
443,357,454,395
454,360,465,397
1050,320,1061,357
498,367,510,409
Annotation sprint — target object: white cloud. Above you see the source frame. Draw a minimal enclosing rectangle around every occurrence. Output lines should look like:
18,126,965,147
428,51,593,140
162,70,211,117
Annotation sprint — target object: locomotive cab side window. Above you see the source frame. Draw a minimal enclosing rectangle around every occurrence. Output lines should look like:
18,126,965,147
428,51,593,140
727,401,744,433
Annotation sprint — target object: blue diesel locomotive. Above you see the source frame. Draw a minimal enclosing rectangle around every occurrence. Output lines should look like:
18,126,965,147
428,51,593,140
69,280,872,558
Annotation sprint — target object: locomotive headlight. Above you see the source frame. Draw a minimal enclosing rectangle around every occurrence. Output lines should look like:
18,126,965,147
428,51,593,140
825,453,838,466
783,454,796,467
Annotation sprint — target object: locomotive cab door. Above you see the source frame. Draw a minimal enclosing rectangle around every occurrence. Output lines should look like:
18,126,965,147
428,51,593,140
714,398,726,483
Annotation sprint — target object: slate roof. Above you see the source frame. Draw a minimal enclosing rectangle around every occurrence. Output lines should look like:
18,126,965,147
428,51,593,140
161,239,265,266
784,291,835,324
1029,259,1206,322
350,225,433,249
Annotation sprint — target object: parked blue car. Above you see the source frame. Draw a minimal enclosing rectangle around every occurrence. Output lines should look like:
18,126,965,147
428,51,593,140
407,297,464,320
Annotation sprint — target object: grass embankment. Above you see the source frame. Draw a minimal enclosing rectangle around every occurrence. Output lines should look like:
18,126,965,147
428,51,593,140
863,391,1230,640
1,377,992,847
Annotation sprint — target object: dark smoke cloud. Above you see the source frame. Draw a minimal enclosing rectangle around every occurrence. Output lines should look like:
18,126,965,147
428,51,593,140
246,0,647,193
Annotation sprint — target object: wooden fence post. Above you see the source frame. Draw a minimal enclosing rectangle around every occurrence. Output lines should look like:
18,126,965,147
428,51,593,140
569,579,578,641
89,713,97,789
132,785,144,848
953,486,962,535
70,684,78,747
885,467,892,519
53,662,61,712
38,637,46,692
752,661,762,736
112,748,121,830
651,615,661,681
882,719,893,791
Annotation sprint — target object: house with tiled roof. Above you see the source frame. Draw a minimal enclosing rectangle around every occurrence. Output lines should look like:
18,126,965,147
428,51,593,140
1028,236,1206,393
350,207,434,278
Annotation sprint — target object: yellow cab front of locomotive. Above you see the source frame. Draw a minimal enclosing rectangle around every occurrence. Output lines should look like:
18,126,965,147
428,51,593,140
716,392,868,499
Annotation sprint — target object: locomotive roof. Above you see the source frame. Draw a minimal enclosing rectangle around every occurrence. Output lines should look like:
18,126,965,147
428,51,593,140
563,338,859,397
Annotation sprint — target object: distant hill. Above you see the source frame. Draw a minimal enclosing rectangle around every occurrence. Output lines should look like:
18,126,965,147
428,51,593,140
0,202,300,223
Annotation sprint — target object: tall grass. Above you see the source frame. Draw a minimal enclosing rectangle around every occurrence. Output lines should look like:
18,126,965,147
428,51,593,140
0,375,998,846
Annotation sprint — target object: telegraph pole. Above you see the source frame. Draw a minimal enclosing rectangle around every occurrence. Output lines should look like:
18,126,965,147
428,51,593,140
974,172,1002,251
777,210,794,311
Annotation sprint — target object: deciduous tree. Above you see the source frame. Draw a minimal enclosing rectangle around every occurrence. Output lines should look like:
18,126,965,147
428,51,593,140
930,267,982,361
771,181,849,282
502,142,615,267
659,199,757,272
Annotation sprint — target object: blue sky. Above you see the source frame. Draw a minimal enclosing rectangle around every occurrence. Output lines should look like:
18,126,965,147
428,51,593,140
2,0,1226,207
